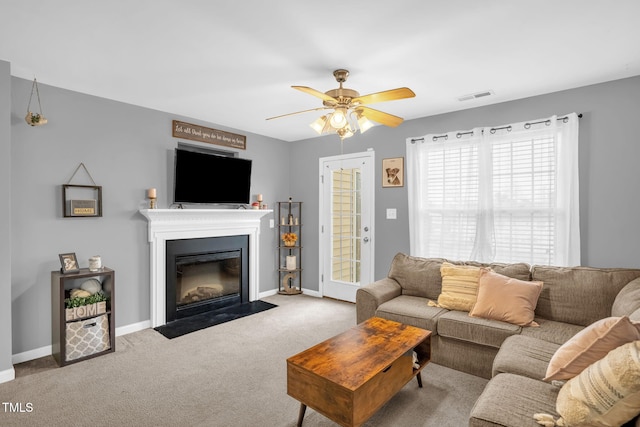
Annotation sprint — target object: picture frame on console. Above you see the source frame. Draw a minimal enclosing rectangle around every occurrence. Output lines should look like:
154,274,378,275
59,252,80,274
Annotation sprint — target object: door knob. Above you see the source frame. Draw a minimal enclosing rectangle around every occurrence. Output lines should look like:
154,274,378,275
364,227,369,232
363,237,369,243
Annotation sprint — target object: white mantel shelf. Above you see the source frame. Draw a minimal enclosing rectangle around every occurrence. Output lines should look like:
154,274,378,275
140,208,273,327
140,208,272,227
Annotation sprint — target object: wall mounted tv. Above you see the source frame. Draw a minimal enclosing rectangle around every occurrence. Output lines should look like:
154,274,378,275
173,148,252,205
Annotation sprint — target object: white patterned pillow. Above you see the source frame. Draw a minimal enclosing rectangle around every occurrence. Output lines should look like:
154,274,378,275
535,340,640,427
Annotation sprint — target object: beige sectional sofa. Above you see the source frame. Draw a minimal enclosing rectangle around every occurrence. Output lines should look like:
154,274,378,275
356,253,640,426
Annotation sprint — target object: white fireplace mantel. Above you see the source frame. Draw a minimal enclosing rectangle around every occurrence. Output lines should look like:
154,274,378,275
140,208,272,327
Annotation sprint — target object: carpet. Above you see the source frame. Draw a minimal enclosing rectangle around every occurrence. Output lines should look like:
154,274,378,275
5,295,487,426
154,300,277,339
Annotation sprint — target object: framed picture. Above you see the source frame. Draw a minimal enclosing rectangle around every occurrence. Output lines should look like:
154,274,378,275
59,252,80,274
382,157,404,188
62,184,102,218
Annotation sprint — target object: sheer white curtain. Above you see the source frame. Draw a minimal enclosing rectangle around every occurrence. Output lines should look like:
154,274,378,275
406,113,580,266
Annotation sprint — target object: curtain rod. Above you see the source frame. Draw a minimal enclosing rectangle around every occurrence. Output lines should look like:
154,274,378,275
410,113,582,143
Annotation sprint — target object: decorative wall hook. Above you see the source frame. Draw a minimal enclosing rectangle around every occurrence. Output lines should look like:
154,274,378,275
25,77,48,126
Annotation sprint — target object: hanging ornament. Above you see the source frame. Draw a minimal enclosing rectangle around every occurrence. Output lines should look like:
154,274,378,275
25,77,48,126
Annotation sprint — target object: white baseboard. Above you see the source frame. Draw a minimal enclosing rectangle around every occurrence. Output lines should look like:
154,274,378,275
12,319,152,367
0,367,15,384
10,293,321,367
258,288,278,298
300,288,321,298
116,320,151,336
12,345,52,365
260,288,321,298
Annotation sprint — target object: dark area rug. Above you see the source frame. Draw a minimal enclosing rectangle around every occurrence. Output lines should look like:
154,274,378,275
154,300,277,339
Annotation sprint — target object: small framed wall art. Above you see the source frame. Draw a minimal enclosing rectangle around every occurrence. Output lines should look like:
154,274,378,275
59,252,80,274
382,157,404,188
63,185,102,217
62,163,102,217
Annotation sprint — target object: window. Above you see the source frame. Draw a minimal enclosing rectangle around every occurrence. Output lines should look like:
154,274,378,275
406,114,580,266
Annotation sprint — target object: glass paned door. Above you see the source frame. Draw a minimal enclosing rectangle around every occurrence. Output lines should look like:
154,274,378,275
320,152,374,302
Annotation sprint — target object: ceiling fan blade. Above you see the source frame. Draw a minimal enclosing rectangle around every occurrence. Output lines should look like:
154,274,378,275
352,87,415,106
266,107,328,121
357,107,404,127
292,86,338,105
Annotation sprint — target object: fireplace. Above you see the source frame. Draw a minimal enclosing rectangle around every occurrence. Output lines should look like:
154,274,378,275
166,236,249,322
140,208,271,327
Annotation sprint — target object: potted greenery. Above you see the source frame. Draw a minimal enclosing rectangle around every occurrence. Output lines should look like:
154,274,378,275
64,291,108,321
25,112,48,126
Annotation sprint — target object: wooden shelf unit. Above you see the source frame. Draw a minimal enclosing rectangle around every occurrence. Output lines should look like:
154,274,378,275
51,267,115,366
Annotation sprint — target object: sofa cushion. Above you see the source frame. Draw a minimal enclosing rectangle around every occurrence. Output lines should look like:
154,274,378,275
434,262,482,311
519,317,584,345
543,316,640,382
465,261,532,281
388,253,453,300
470,373,560,427
437,310,521,348
469,269,543,327
432,335,500,379
612,278,640,318
532,266,640,327
375,295,448,332
535,340,640,427
493,335,560,380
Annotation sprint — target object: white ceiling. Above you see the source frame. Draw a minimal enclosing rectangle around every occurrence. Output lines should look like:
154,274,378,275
2,1,639,142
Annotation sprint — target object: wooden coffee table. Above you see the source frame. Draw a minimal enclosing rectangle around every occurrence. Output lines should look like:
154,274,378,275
286,317,432,427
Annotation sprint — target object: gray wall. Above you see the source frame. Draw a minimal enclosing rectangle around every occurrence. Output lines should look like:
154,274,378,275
10,77,291,355
8,72,640,359
1,61,13,376
290,76,640,289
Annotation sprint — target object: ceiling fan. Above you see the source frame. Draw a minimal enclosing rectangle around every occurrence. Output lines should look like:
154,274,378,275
267,69,415,140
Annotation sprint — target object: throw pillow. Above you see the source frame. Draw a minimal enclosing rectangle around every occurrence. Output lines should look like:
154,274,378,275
612,278,640,318
469,269,543,327
432,262,482,312
534,340,640,427
544,316,640,382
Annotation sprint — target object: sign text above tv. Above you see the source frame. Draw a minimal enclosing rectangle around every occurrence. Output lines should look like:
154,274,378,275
172,120,246,150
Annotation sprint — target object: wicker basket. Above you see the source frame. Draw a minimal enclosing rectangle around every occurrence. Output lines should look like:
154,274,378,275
65,314,110,361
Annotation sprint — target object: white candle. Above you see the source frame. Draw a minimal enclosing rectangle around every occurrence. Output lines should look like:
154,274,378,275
89,256,102,272
257,193,263,202
286,255,296,270
147,188,157,198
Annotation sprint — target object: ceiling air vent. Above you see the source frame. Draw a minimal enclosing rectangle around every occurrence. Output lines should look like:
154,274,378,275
458,90,494,102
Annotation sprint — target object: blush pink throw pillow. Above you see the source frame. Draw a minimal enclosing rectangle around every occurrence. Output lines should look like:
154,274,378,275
469,269,543,327
543,316,640,382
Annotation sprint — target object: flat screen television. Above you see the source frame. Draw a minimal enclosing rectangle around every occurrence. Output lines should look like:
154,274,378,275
173,148,252,205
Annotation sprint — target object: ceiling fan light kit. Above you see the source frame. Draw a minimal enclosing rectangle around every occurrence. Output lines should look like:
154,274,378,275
310,115,329,134
356,111,374,133
267,69,415,140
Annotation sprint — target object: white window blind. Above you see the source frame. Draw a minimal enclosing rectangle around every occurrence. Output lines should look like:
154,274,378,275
406,114,580,266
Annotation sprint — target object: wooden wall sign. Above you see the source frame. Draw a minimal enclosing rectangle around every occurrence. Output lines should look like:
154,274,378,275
172,120,246,150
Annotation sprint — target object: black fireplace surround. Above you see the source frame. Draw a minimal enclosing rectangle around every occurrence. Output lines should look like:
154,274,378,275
165,235,249,323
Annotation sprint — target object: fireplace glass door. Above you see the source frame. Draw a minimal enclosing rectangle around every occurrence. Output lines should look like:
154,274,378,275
175,250,241,316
